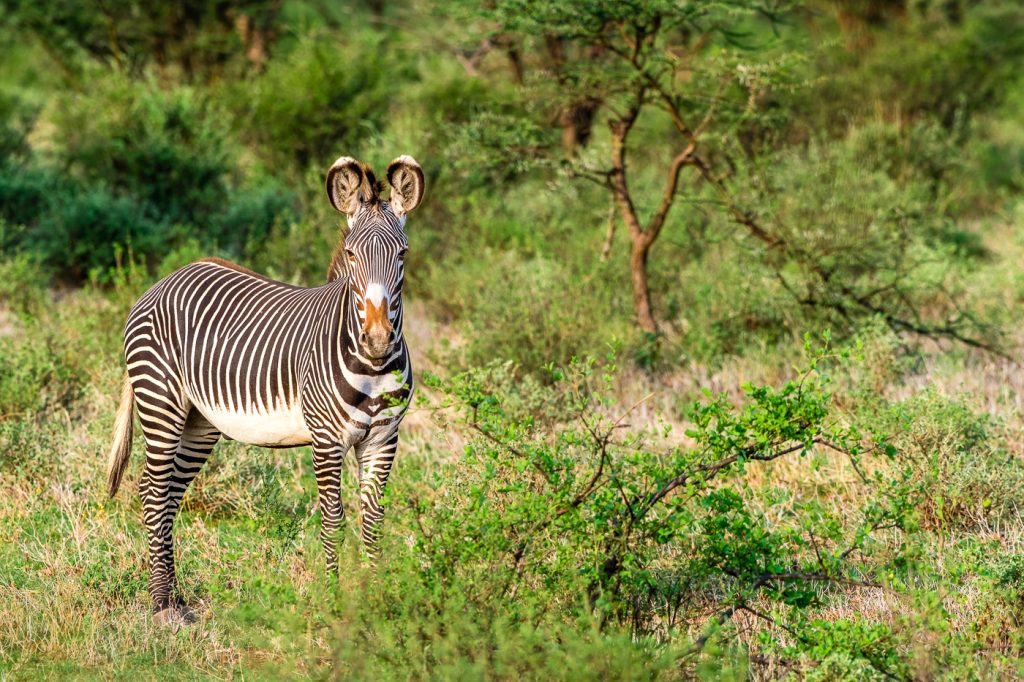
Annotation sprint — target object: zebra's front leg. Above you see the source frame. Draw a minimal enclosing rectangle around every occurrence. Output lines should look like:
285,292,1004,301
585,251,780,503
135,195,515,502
355,432,398,563
311,442,346,574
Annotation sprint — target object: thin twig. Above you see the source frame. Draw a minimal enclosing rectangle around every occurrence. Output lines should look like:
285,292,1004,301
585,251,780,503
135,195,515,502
601,200,617,261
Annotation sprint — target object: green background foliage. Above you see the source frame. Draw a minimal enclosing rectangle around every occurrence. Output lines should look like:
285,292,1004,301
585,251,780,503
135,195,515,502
2,0,1024,679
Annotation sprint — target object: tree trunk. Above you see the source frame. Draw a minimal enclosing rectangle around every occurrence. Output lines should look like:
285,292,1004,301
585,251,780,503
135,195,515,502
630,238,657,334
560,98,601,158
493,34,524,85
835,0,907,50
368,0,386,20
609,110,659,335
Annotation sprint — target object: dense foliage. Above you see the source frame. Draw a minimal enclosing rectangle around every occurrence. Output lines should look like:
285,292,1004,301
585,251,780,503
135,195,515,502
2,0,1024,679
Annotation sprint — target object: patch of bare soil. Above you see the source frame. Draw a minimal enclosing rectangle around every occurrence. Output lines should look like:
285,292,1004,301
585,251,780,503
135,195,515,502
0,306,14,338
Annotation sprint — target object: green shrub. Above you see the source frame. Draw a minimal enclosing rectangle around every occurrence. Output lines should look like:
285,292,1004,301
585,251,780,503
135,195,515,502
672,250,802,363
713,121,989,348
446,110,555,187
787,619,907,682
248,214,337,285
874,390,1023,531
325,577,689,681
238,32,412,172
970,78,1024,200
52,80,232,228
0,332,86,418
992,552,1024,601
214,177,298,260
0,90,35,165
0,252,48,314
792,2,1024,133
0,417,66,478
801,651,891,682
0,267,124,421
0,78,298,280
432,251,628,374
42,188,161,280
397,349,913,671
0,164,58,235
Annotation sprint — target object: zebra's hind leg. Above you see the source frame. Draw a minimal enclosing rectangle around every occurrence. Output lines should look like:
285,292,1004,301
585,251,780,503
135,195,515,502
311,442,346,573
140,407,220,623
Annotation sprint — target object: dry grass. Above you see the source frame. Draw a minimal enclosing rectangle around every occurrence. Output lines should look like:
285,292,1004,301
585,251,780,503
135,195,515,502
4,241,1024,679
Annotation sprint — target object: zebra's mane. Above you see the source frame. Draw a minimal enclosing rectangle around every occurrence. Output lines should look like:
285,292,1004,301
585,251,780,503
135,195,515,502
359,166,384,205
327,241,350,283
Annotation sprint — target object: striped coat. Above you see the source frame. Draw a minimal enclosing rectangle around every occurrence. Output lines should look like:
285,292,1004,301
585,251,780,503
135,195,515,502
107,156,424,622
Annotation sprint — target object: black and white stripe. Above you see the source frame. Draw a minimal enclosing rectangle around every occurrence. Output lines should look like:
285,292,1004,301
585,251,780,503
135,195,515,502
107,155,425,617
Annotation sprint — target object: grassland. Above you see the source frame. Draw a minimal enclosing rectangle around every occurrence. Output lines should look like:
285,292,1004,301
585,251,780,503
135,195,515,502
4,0,1024,679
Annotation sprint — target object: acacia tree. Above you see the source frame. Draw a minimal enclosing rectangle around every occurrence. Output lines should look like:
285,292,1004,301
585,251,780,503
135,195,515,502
439,13,611,159
458,1,793,334
458,0,997,350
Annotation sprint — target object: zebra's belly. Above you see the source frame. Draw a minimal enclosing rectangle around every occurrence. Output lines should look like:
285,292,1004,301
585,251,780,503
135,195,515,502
193,401,313,447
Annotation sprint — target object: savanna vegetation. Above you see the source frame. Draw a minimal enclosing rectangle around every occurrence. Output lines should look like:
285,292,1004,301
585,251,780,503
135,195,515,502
2,0,1024,679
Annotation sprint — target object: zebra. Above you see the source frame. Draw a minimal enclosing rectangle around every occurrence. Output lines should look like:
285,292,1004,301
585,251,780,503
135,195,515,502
106,155,424,623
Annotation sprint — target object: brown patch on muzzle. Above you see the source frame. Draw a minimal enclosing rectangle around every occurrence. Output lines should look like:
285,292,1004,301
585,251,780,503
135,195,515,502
362,298,394,358
364,299,393,335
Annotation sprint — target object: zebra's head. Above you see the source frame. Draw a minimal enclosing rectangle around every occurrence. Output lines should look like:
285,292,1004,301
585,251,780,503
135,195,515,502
326,155,425,363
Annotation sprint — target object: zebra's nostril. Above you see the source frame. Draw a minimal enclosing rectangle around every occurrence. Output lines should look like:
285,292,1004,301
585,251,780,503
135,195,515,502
359,331,368,345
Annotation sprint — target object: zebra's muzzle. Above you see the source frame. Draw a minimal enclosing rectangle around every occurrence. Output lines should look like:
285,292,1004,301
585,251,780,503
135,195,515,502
359,328,395,361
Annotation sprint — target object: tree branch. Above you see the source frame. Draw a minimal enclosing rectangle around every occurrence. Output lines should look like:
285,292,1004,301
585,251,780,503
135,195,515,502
634,437,818,522
468,409,554,486
641,142,698,247
601,199,617,261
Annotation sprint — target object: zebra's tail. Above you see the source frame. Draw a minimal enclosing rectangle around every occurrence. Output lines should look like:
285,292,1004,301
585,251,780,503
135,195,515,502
107,373,135,498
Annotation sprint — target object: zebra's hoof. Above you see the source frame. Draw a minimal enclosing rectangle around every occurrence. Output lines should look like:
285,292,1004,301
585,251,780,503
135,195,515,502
153,604,198,629
153,607,180,630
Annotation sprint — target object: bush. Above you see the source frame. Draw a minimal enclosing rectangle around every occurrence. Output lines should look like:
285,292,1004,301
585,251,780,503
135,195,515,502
0,164,58,237
0,329,86,418
0,252,48,313
672,250,802,362
43,188,162,281
431,251,629,374
0,90,35,166
0,417,66,479
791,2,1024,134
879,391,1023,531
0,257,125,423
0,78,298,280
238,33,412,172
52,80,232,229
250,215,337,285
395,348,915,676
717,120,989,347
325,578,689,680
992,552,1024,602
970,78,1024,201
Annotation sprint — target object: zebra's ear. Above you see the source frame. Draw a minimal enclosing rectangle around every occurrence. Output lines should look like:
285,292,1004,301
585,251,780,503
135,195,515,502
387,156,424,217
326,156,365,217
